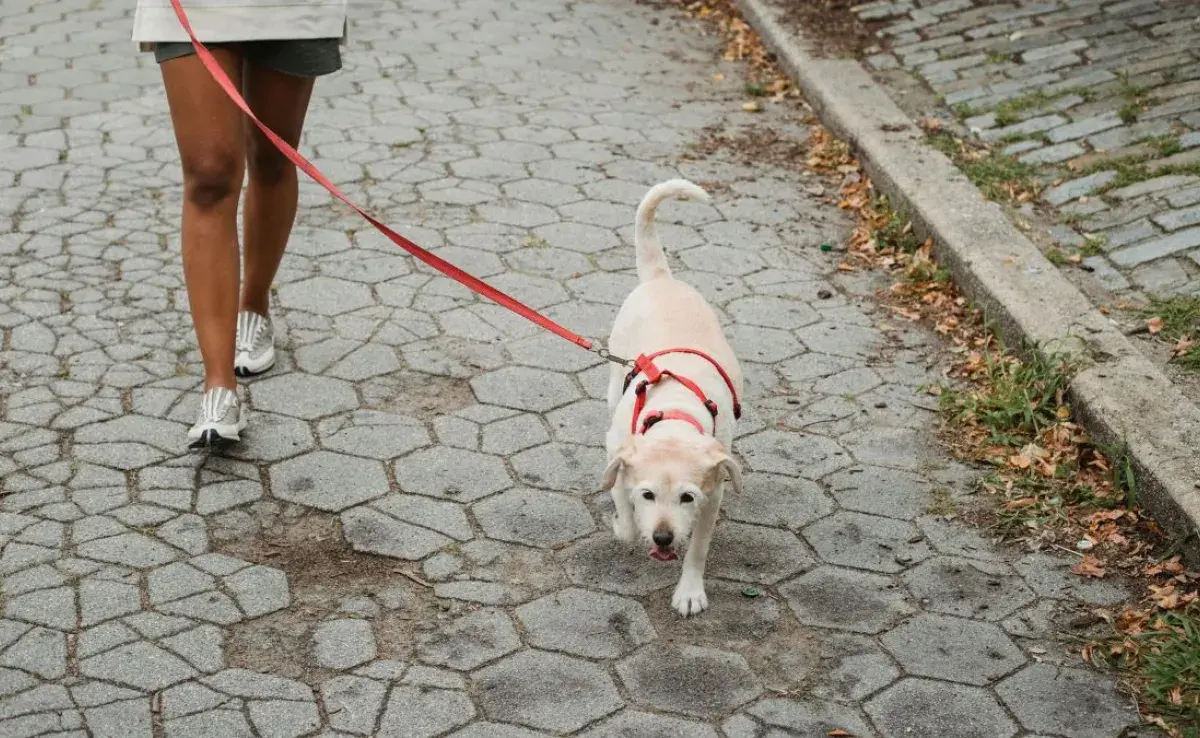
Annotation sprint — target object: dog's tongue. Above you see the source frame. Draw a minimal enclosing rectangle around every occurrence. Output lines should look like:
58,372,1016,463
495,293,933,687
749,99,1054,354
649,546,677,562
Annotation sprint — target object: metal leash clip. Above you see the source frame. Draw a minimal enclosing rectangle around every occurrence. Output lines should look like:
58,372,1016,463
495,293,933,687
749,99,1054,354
590,344,634,368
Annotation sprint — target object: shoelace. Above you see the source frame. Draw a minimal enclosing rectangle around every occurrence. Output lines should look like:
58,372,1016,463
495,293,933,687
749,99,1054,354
236,313,266,353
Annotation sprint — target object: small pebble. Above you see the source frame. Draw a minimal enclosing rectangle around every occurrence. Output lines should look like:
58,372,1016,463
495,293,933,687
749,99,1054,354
817,289,833,299
1076,539,1094,551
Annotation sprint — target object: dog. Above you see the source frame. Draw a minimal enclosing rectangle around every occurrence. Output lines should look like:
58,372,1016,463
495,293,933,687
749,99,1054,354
601,178,744,617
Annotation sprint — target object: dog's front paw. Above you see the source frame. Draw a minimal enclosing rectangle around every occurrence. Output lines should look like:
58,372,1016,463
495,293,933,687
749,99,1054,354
611,515,636,543
671,578,709,617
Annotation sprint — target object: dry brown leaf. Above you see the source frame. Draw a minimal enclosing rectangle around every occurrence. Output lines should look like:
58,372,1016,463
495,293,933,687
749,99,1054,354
1072,555,1107,579
1147,316,1164,334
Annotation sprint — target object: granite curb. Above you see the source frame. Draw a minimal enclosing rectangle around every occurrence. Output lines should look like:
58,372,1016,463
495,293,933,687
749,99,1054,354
735,0,1200,561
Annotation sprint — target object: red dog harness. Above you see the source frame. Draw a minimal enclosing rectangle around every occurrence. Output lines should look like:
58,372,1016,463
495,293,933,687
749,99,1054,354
624,349,742,436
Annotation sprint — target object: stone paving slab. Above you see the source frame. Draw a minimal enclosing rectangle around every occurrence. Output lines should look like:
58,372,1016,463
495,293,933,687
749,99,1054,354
0,0,1147,736
850,0,1200,323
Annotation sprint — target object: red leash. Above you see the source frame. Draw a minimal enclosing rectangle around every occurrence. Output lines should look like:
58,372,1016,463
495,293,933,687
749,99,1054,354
167,0,629,366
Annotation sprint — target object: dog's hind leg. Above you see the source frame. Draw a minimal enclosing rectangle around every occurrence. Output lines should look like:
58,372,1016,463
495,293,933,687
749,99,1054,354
672,485,722,616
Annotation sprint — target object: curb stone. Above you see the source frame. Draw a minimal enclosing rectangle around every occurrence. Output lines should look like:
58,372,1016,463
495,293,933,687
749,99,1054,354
733,0,1200,562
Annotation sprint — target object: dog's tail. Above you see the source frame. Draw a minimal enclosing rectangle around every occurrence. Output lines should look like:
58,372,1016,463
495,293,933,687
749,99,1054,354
634,178,709,283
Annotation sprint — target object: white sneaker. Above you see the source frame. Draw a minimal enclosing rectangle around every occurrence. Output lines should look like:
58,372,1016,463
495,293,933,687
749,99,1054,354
235,311,275,377
188,387,248,449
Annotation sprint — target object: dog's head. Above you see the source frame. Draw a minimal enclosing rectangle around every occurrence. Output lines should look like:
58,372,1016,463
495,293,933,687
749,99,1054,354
601,434,742,561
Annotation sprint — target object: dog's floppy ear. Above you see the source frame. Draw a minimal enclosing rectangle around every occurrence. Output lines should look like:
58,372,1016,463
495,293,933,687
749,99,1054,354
601,437,638,491
702,439,743,494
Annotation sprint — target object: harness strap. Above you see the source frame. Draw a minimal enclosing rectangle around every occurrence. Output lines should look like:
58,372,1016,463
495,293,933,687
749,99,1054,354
639,410,706,435
626,348,741,436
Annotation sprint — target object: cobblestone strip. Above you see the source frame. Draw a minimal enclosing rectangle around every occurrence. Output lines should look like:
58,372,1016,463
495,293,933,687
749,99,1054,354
0,0,1146,736
856,0,1200,298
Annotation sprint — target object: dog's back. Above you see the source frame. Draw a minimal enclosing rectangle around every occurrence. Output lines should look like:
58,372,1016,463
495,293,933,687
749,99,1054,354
609,179,741,394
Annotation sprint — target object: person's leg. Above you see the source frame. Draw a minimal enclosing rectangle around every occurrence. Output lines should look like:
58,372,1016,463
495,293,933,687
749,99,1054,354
160,46,246,393
239,65,315,319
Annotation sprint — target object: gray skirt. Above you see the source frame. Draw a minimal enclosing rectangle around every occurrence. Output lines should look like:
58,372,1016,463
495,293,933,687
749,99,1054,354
150,38,342,77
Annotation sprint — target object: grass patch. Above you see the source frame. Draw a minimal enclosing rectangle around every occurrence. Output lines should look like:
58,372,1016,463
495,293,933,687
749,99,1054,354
927,132,1042,202
1118,101,1142,125
938,348,1075,447
874,198,923,254
1046,246,1070,266
1151,134,1184,157
999,130,1051,145
1135,296,1200,370
1080,235,1107,258
1088,605,1200,733
1075,151,1200,193
1116,74,1159,125
952,102,977,118
949,90,1078,125
959,152,1041,201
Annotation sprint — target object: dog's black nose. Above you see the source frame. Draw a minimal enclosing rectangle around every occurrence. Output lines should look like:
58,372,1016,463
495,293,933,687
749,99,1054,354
653,530,674,547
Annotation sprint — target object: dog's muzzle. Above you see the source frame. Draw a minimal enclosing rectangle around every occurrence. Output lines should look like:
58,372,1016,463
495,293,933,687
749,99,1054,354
650,529,677,561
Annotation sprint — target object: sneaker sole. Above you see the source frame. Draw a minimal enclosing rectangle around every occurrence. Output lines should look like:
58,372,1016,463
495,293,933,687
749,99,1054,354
234,350,276,377
188,428,240,451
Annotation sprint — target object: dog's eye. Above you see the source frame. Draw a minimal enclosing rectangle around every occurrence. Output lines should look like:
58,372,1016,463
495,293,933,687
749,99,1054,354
641,490,655,501
680,492,694,503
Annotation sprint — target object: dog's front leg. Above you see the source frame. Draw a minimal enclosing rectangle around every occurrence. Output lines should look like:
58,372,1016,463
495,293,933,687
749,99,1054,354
609,486,636,543
672,488,722,616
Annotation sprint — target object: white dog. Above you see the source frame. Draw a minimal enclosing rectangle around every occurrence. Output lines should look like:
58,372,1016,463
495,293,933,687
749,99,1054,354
601,179,744,617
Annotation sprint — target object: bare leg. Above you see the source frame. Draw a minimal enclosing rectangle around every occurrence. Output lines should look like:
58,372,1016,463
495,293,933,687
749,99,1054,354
239,65,316,316
161,49,246,391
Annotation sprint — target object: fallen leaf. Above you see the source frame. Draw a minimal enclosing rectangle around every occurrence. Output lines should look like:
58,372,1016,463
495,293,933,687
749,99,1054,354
828,731,854,737
1072,555,1107,579
1150,584,1180,609
1147,316,1164,334
1009,453,1032,470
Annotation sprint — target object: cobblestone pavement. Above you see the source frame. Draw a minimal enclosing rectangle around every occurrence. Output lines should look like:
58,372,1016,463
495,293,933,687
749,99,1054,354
852,0,1200,300
0,0,1151,736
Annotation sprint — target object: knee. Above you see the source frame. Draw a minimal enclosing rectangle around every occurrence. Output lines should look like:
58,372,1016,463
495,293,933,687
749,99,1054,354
248,143,293,187
182,152,241,209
